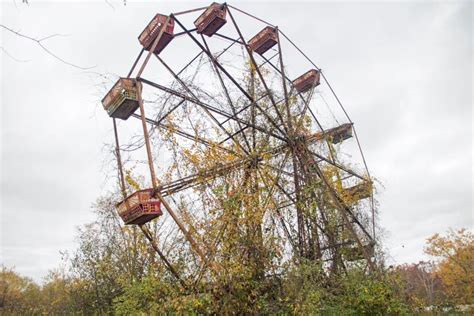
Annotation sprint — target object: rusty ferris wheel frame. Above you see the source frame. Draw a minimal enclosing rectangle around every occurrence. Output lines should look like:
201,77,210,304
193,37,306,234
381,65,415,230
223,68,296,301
103,3,377,287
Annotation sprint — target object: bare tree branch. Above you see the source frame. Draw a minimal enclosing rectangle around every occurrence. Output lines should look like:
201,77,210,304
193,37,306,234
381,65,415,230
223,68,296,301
1,24,95,70
105,0,115,10
0,46,30,62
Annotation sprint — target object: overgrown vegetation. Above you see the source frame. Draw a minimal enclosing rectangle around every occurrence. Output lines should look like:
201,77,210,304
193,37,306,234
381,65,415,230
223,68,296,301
1,217,472,314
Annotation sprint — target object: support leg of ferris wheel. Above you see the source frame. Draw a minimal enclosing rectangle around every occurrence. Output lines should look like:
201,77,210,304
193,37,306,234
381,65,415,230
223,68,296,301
121,15,213,269
113,117,188,288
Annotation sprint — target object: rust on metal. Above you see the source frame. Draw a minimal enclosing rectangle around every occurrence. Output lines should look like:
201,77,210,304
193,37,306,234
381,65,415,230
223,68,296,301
102,78,142,120
101,3,378,274
116,188,163,225
138,14,174,55
326,123,353,144
305,123,353,144
293,69,320,93
194,2,227,37
248,26,278,55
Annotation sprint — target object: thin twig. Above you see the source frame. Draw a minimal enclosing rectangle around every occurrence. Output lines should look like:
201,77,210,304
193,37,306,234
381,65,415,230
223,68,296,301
0,46,30,62
38,33,69,42
1,24,95,69
104,0,115,10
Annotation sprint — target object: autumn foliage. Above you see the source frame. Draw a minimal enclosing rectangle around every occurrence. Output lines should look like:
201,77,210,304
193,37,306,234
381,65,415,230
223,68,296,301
2,223,472,314
425,228,474,305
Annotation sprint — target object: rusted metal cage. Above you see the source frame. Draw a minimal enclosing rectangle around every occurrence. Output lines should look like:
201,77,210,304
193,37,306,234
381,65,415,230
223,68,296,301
248,26,278,55
102,78,142,120
345,242,375,261
342,182,372,205
305,123,353,145
293,69,320,93
138,14,174,55
116,189,163,225
328,123,353,144
194,2,227,37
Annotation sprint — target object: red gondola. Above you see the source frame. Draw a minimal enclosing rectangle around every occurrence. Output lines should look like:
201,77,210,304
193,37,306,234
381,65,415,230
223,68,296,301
292,69,320,93
138,14,174,55
194,2,227,37
117,189,162,225
102,78,141,120
248,26,278,55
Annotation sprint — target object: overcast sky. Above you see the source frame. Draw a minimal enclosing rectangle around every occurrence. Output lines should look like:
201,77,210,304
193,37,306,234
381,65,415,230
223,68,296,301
1,0,472,282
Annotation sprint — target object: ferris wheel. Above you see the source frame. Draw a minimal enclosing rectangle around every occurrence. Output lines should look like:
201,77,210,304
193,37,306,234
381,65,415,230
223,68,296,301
102,2,376,285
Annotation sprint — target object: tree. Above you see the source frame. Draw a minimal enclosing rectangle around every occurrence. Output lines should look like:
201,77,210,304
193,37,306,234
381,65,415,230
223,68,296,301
66,193,179,313
425,228,474,305
0,266,42,315
394,261,444,308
